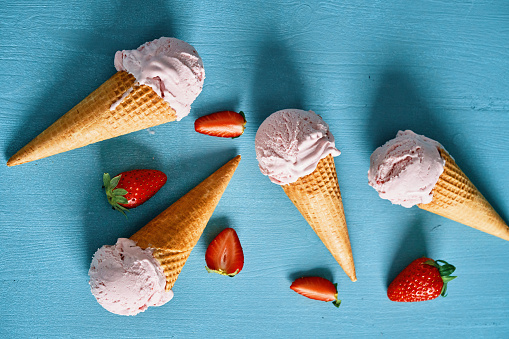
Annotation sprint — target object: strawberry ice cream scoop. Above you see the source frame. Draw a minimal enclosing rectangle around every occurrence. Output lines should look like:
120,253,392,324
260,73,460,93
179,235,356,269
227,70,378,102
88,238,173,316
113,37,205,120
368,130,446,208
255,109,340,185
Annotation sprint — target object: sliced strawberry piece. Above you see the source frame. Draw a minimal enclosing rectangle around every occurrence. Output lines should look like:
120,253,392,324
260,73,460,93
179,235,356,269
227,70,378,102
103,169,167,217
195,111,246,138
290,276,341,307
205,228,244,276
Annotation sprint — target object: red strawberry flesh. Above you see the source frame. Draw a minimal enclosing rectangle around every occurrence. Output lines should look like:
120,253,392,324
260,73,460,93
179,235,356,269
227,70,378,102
290,276,341,307
205,228,244,276
117,170,167,208
103,169,167,216
195,111,246,138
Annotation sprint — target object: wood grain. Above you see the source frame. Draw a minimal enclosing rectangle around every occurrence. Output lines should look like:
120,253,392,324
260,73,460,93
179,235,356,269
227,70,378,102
1,0,508,338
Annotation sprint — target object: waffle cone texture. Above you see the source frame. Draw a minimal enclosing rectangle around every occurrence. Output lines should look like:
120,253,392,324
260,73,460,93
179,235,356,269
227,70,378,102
282,154,356,281
130,155,241,291
418,149,509,241
7,71,176,167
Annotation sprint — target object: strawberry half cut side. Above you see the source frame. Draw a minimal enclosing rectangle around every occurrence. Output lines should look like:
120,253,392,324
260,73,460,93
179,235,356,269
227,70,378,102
290,276,341,308
205,228,244,276
194,111,247,138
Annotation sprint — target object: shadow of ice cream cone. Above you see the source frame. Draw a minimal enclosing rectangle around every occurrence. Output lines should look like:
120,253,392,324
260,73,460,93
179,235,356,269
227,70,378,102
385,215,429,288
250,36,308,126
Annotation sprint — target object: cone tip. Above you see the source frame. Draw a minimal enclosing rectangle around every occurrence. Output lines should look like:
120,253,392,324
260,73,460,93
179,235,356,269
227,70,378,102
227,154,241,168
345,268,357,282
7,148,30,167
6,156,18,167
7,156,30,167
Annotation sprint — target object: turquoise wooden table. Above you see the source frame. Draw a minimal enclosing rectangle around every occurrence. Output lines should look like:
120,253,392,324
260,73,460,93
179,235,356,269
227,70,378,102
1,1,508,338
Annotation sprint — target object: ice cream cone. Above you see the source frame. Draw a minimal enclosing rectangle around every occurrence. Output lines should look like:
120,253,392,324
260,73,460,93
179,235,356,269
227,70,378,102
7,71,176,167
418,148,509,241
130,155,241,290
282,154,356,282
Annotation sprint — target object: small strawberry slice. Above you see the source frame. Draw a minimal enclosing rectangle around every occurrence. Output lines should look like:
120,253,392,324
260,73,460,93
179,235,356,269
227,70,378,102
387,257,457,302
290,277,341,307
205,228,244,276
103,169,167,217
195,111,246,138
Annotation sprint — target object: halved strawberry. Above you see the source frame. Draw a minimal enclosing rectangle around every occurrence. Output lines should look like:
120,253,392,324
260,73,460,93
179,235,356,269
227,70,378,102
205,228,244,276
290,276,341,307
195,111,246,138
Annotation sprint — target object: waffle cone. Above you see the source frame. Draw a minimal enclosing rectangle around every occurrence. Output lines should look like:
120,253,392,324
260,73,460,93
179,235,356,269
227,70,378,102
130,155,241,290
418,149,509,241
282,154,356,281
7,71,176,167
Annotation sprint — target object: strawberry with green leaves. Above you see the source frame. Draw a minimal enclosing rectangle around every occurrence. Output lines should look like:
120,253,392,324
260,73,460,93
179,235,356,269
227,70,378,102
290,276,341,307
205,228,244,276
387,257,457,302
103,169,167,216
195,111,246,138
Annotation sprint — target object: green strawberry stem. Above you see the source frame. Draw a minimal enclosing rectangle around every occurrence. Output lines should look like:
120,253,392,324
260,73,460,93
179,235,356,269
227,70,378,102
424,259,458,297
332,283,341,308
103,173,130,218
231,111,247,139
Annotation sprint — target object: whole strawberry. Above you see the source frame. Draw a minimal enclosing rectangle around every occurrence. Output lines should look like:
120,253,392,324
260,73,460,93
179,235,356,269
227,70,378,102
387,257,457,302
103,169,167,216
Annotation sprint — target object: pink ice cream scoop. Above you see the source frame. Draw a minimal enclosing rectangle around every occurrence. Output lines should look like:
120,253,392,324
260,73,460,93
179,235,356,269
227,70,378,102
368,130,446,208
88,238,173,316
112,37,205,120
255,109,341,185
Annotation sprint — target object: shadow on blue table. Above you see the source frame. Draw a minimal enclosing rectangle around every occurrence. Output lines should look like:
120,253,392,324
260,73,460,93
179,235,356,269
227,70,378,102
250,36,308,124
193,98,242,120
200,216,231,252
367,67,447,153
288,267,335,284
385,214,429,288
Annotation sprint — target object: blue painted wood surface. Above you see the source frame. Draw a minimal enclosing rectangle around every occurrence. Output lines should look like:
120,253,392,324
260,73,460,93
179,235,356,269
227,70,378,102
1,1,508,338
